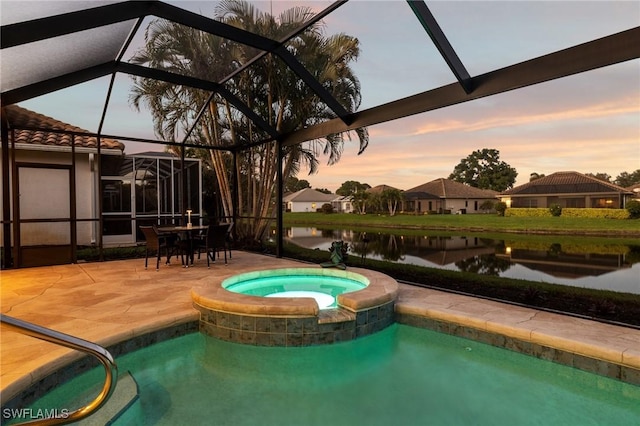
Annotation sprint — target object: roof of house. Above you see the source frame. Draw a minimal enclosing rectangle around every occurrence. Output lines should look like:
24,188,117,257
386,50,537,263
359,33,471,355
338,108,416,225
366,184,400,194
500,171,631,195
283,188,336,203
5,105,125,151
627,183,640,194
404,178,498,199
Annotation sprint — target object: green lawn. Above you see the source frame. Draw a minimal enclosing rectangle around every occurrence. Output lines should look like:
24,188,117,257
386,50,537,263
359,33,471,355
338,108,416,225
284,212,640,236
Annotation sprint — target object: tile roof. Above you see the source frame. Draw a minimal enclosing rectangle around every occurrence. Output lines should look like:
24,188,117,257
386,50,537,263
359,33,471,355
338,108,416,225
283,188,336,203
366,184,400,194
500,171,630,195
627,183,640,193
404,178,498,199
4,105,125,151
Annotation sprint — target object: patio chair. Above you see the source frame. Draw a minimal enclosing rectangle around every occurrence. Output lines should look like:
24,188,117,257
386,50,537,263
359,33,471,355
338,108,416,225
140,226,184,270
194,223,232,268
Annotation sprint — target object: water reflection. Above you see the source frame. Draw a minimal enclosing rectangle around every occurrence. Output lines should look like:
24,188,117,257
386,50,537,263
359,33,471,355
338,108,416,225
284,227,639,294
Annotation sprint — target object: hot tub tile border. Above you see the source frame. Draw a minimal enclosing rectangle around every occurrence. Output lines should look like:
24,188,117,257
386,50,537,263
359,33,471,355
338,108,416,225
195,301,395,347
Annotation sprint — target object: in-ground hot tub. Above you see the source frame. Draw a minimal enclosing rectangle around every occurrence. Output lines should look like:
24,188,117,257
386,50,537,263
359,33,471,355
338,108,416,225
223,268,369,309
191,267,398,346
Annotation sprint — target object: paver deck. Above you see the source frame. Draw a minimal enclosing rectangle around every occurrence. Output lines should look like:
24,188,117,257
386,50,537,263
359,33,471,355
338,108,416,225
1,252,639,404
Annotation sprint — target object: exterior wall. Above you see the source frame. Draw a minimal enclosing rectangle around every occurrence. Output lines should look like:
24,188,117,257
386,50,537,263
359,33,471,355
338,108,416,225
10,149,97,246
405,198,493,214
445,199,492,214
403,199,443,214
288,201,323,212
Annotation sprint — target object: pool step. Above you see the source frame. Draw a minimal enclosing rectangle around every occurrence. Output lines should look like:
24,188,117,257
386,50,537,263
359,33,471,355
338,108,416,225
318,308,356,324
77,371,139,425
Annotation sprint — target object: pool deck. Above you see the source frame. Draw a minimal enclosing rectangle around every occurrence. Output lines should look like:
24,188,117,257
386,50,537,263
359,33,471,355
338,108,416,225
2,251,639,404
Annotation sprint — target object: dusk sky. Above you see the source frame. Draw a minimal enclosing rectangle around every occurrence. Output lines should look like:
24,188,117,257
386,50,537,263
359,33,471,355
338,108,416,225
14,0,640,192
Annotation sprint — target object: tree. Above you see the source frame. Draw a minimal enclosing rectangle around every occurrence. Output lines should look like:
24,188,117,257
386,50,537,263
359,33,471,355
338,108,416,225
352,190,370,214
336,180,371,197
367,191,383,213
586,173,612,183
130,0,368,242
448,149,517,191
316,188,332,194
615,170,640,187
284,177,310,193
380,188,403,216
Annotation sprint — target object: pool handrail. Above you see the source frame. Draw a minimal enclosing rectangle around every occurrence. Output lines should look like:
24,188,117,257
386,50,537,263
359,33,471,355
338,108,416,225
0,314,118,426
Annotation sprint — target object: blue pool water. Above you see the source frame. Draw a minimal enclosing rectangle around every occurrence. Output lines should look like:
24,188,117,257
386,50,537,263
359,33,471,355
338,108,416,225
223,270,368,308
25,325,640,425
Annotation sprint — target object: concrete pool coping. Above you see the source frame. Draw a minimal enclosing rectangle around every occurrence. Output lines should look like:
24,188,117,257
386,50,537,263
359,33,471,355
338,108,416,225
1,252,639,406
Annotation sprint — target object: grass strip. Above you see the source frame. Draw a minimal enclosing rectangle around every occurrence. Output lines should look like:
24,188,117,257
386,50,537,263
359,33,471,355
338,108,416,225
284,212,640,236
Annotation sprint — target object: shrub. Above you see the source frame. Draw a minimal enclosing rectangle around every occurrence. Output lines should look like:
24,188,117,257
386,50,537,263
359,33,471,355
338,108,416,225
494,202,507,216
626,200,640,219
549,204,562,217
505,208,552,218
562,208,629,219
320,203,334,214
479,200,495,212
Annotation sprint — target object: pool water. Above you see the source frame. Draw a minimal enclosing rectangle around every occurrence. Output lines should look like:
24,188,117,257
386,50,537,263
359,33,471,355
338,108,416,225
224,274,367,309
26,325,640,426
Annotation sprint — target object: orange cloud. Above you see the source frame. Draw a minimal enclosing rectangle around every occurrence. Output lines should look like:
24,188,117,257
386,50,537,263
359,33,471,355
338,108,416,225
411,96,639,136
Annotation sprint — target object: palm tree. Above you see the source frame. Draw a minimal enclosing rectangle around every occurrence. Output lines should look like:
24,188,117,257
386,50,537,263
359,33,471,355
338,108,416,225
352,190,370,215
130,0,368,242
380,188,404,216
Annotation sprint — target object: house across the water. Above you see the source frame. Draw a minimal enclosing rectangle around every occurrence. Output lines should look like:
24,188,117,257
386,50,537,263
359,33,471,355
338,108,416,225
498,171,633,209
402,178,498,214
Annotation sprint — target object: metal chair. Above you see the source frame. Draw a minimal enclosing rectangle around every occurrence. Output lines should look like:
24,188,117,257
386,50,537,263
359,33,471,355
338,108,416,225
140,226,183,270
195,224,231,268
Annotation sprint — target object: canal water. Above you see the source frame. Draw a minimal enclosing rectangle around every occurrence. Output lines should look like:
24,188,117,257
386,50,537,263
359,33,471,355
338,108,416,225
284,227,640,295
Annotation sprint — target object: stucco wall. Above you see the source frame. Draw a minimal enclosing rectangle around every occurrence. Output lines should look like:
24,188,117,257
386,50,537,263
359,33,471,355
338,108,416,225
288,201,323,212
407,198,493,214
9,150,97,246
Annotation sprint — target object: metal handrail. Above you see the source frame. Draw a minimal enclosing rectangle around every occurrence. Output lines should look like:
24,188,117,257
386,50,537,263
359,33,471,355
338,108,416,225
1,314,118,426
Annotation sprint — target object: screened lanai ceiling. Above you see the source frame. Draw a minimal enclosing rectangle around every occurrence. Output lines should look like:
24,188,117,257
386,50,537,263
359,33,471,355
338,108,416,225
1,0,639,153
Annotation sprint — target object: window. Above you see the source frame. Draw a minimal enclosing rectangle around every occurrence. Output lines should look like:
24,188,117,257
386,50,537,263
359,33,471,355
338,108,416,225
592,198,617,208
102,180,131,212
565,198,585,208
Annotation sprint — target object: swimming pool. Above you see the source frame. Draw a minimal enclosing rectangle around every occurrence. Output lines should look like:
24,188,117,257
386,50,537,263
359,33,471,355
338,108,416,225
24,325,640,426
223,269,369,309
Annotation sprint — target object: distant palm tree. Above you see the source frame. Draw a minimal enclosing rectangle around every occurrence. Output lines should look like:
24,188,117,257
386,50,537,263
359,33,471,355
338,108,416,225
130,0,368,241
380,188,404,216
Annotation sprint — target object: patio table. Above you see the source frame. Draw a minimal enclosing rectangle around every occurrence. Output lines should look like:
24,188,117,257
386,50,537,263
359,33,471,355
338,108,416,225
157,225,208,267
